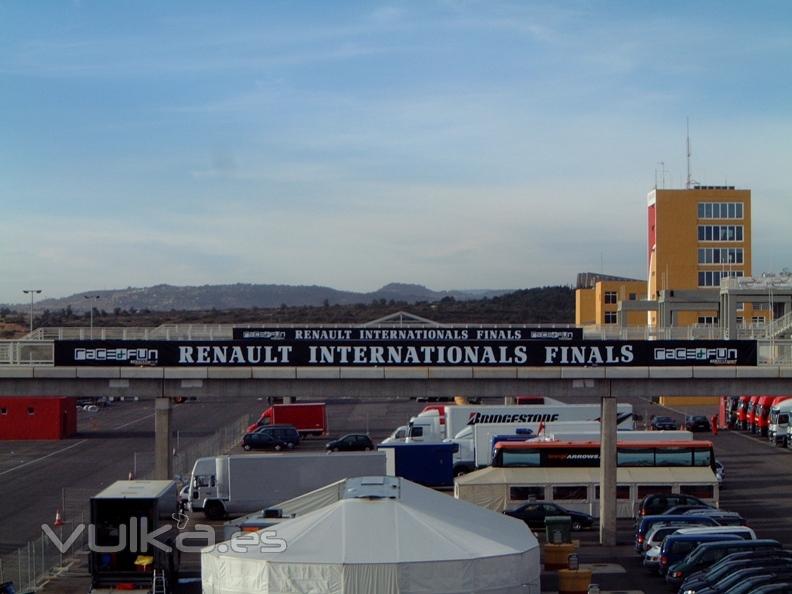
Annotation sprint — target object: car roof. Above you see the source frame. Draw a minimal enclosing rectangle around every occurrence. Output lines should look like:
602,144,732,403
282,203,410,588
674,526,754,536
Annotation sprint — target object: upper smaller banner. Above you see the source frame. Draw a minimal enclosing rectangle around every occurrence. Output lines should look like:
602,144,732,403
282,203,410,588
232,326,584,341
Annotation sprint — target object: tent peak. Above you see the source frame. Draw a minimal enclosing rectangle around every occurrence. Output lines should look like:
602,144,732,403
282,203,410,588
343,476,400,500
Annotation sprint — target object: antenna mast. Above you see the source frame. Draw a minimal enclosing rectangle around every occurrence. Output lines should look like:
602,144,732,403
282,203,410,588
686,117,692,189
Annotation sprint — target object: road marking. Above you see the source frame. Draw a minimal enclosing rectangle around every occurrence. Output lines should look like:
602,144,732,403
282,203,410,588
114,413,155,430
0,440,88,477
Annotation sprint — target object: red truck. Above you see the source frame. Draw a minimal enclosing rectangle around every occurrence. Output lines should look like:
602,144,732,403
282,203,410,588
246,403,328,437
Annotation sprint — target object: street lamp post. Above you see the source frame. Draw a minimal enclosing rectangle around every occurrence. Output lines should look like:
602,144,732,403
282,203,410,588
22,289,42,334
84,295,100,339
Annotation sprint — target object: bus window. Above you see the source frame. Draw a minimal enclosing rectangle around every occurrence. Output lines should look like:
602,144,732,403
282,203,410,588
693,449,713,468
617,447,654,466
501,451,541,467
553,486,588,500
656,447,693,467
510,486,545,501
680,484,714,499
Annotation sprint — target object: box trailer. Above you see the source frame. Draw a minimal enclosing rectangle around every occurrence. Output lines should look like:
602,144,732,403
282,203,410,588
190,451,386,519
88,480,179,594
246,402,328,437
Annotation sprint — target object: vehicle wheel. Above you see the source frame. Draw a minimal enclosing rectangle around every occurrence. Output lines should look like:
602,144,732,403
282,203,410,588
364,446,372,451
287,442,295,449
204,501,224,521
243,444,251,451
274,444,283,451
571,520,583,531
331,447,338,452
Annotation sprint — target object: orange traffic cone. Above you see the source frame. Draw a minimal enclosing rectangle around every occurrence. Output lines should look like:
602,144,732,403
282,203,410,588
54,509,65,527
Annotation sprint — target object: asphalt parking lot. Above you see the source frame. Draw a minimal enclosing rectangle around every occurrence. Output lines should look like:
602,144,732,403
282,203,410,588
8,394,792,594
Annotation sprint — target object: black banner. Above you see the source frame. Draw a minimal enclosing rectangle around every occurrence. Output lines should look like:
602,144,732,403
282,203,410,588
232,326,583,341
53,339,758,367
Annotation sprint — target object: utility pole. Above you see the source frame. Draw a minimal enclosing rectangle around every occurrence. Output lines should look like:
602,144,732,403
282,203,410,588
22,289,42,334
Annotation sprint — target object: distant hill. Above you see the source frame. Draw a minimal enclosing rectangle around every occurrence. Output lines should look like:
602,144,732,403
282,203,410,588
0,285,575,333
2,282,514,313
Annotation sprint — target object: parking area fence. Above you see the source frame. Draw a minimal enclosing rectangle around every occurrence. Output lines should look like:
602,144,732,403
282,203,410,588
0,414,251,592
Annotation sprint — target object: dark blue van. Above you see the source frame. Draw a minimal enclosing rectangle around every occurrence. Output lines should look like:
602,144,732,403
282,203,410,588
634,514,718,552
666,539,782,586
657,533,743,575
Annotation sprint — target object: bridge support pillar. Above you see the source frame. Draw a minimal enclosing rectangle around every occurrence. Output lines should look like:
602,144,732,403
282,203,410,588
154,397,172,480
599,390,617,546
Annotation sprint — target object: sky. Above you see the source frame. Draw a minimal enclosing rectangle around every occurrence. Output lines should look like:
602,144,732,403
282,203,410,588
2,0,791,305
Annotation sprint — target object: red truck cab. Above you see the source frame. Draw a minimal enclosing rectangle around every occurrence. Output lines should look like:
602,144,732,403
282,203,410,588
745,395,761,431
736,396,751,430
753,395,777,435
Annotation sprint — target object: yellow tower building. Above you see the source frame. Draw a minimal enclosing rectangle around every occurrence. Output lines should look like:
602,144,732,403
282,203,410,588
647,185,752,326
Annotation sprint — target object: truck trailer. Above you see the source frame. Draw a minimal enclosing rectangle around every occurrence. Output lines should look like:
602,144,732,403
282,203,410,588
88,480,179,594
246,402,328,437
407,402,634,443
189,451,386,519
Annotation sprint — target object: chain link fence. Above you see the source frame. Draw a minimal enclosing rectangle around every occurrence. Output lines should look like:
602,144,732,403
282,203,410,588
0,414,251,591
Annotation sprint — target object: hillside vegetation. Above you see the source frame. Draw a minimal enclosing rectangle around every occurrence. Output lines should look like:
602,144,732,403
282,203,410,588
0,286,575,336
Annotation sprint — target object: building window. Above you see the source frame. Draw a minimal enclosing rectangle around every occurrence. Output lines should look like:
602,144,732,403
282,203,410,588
604,291,617,304
628,293,637,301
698,270,744,287
604,312,617,324
698,202,744,220
752,316,766,327
697,316,718,325
698,248,744,265
697,225,744,242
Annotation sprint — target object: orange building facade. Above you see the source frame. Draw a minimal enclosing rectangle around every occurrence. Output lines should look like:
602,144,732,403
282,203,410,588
648,186,754,326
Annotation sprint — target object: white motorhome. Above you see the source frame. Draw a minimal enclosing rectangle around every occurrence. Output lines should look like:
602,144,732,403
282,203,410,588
769,399,792,446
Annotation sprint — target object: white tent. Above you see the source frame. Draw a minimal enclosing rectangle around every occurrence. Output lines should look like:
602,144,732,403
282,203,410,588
202,476,539,594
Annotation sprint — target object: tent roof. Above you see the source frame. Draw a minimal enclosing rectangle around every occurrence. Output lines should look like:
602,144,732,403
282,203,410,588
205,476,536,564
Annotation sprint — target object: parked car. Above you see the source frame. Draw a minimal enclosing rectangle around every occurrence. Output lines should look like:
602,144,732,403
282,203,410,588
665,505,714,516
242,424,300,451
686,415,712,432
682,560,792,594
325,433,375,452
634,514,718,552
682,509,746,526
504,501,594,531
651,415,680,430
666,539,783,586
680,550,792,594
658,533,744,576
636,493,713,519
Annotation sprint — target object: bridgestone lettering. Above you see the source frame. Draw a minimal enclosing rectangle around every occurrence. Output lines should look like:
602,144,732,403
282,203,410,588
467,412,561,425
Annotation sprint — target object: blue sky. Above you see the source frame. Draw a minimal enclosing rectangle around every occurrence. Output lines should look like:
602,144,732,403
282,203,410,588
2,0,791,304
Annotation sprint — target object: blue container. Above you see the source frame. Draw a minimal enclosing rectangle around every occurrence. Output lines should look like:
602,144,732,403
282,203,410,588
377,442,458,487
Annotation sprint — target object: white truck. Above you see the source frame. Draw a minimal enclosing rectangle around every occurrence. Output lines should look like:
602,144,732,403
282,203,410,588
769,399,792,446
408,402,634,444
189,451,386,519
